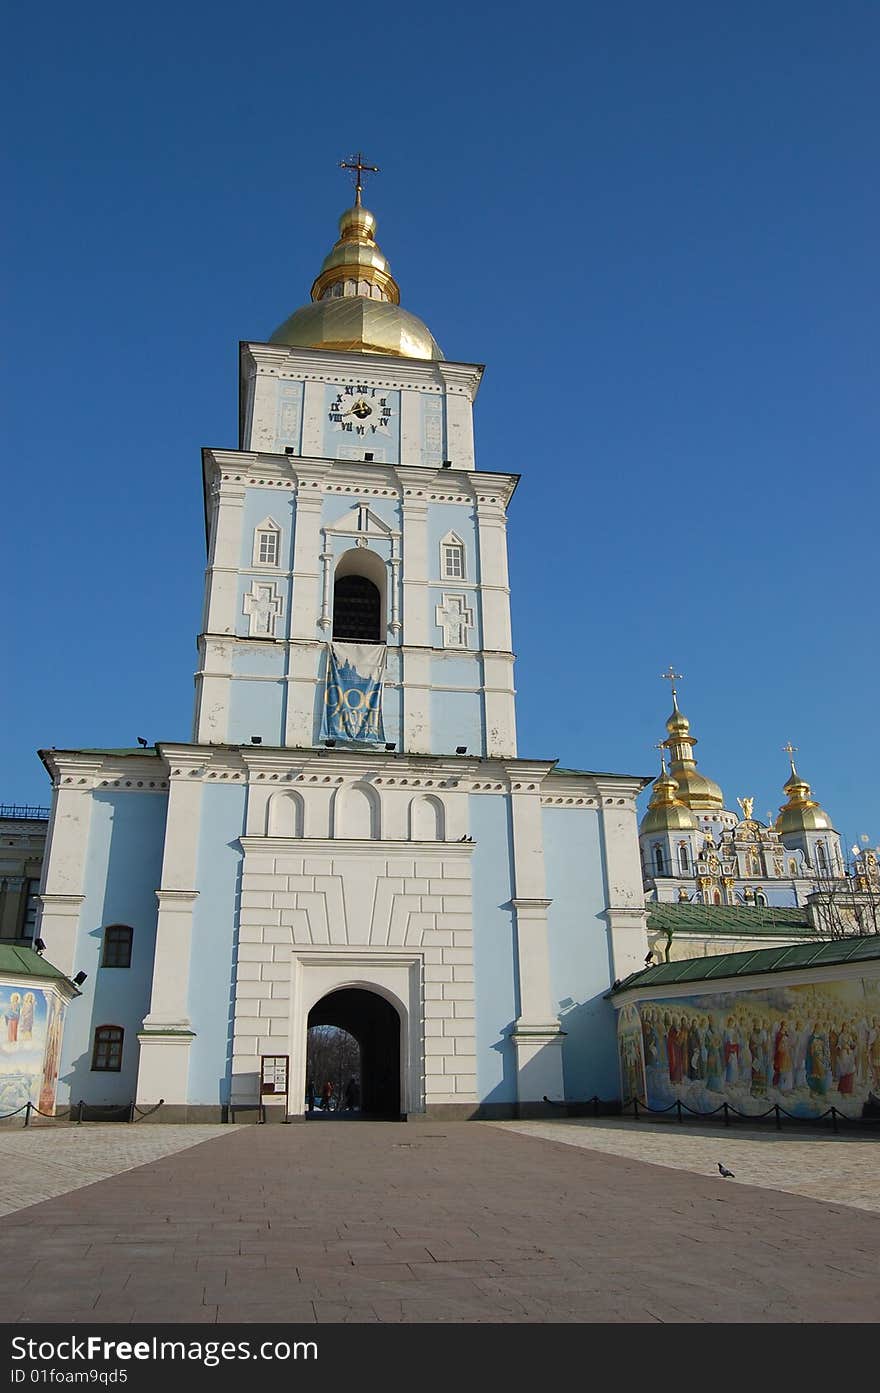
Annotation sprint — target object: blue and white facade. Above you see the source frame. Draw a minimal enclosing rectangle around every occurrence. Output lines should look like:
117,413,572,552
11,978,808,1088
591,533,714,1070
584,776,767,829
35,200,650,1120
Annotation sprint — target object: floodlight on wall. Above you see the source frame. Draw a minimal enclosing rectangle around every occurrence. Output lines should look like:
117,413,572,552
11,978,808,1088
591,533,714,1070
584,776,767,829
441,459,453,469
72,971,88,987
455,746,467,755
284,447,295,455
364,452,374,461
250,736,262,744
34,938,46,955
384,742,396,751
324,739,336,748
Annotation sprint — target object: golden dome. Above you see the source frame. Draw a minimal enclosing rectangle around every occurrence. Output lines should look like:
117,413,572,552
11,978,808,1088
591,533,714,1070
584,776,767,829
660,687,725,810
776,756,835,834
640,759,699,834
269,202,443,361
271,298,443,360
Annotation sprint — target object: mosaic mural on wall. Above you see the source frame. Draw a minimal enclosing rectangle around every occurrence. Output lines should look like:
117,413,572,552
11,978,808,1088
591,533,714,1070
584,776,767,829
617,976,880,1119
0,979,66,1116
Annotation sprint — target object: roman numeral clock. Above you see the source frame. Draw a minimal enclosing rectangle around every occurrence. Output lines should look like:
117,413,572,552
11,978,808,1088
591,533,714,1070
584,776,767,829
325,383,400,461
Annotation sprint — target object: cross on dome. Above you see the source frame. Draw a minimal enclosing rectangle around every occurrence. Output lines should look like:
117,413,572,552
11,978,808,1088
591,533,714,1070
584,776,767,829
339,151,380,206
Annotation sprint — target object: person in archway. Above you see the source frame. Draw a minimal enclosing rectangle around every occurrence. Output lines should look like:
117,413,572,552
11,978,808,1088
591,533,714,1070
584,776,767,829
306,1079,316,1112
344,1077,360,1112
320,1080,333,1111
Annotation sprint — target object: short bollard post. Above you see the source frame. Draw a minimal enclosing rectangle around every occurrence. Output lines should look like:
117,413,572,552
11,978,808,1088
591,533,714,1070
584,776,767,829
774,1103,781,1131
77,1100,84,1125
831,1106,839,1135
676,1099,683,1124
128,1100,136,1123
723,1101,730,1128
633,1096,639,1120
23,1101,31,1128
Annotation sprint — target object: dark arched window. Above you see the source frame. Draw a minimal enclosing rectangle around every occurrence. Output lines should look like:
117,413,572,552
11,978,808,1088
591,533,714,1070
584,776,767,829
333,575,382,642
92,1025,124,1072
653,846,665,875
102,925,133,968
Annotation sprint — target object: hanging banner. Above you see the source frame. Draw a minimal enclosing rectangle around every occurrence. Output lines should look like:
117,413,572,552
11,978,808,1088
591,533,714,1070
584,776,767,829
322,643,386,743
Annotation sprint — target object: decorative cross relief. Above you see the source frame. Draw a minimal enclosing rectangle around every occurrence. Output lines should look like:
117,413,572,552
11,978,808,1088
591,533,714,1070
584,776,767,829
435,593,473,648
243,581,283,638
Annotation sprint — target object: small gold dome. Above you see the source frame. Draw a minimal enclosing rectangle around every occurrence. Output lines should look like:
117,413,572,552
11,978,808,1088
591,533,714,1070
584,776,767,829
269,201,443,361
776,757,835,834
640,761,699,834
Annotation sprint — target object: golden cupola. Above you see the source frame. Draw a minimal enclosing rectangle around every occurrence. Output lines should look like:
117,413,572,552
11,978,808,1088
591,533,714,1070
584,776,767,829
662,687,725,811
269,196,443,361
639,754,699,834
776,753,835,834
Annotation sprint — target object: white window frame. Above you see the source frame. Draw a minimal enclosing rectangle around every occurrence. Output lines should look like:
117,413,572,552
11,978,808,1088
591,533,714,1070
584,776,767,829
253,517,281,569
439,531,466,582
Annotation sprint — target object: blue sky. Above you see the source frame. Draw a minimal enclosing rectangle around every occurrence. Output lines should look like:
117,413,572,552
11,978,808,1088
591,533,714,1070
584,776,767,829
3,1,878,848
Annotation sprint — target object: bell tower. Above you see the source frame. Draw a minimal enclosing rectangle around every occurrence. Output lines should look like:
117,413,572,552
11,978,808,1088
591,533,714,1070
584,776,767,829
193,175,518,757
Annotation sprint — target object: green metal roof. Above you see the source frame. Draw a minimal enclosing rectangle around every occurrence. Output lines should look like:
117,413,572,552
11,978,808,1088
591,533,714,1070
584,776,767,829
647,902,812,937
0,944,73,982
613,935,880,994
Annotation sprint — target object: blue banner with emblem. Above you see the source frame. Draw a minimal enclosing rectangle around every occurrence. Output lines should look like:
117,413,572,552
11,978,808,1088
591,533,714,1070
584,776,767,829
322,643,386,743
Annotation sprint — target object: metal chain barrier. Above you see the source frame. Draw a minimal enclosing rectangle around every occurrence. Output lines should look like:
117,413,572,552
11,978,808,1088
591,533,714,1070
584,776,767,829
543,1093,879,1132
0,1099,166,1127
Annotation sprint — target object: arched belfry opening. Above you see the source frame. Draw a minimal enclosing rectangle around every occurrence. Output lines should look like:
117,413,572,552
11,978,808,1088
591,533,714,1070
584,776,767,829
333,574,381,642
332,546,387,643
306,988,402,1119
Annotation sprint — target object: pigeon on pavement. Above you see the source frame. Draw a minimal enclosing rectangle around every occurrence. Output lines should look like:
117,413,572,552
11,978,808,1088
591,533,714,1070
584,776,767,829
718,1162,735,1178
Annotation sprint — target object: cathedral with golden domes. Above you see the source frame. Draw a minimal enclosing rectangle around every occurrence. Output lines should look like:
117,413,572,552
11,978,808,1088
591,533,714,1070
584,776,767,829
639,673,845,909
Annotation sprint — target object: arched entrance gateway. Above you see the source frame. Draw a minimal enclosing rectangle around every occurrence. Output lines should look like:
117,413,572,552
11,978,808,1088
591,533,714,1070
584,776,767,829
306,988,402,1120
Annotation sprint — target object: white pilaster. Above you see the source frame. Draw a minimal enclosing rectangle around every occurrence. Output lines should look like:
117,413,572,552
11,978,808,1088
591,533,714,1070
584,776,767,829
137,760,203,1105
507,772,564,1104
595,780,650,982
37,762,103,977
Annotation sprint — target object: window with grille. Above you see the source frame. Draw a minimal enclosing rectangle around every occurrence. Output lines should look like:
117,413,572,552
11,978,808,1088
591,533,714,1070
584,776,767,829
102,925,133,969
92,1026,124,1072
333,574,382,642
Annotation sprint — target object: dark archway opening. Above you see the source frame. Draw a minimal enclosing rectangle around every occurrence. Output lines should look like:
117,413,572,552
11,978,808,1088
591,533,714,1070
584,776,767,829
333,574,382,642
307,988,401,1119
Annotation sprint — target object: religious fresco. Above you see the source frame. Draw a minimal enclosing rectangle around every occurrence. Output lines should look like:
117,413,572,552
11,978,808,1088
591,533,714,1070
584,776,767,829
617,975,880,1119
0,979,66,1116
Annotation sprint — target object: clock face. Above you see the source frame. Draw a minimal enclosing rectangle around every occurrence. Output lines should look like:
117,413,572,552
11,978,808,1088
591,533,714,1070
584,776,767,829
327,384,397,439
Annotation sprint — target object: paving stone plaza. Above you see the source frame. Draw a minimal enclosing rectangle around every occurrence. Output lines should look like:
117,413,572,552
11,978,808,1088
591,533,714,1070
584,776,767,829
0,1120,877,1323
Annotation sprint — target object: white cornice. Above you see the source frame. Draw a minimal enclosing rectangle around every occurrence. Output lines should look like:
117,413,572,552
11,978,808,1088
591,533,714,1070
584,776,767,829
240,342,484,400
241,836,474,858
203,450,518,505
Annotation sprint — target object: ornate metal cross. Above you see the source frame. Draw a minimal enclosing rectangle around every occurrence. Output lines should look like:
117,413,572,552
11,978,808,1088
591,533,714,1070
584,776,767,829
660,664,683,698
340,151,380,206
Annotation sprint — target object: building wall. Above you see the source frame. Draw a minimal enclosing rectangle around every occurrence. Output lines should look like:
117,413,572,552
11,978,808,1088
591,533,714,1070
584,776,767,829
542,807,618,1099
58,791,167,1107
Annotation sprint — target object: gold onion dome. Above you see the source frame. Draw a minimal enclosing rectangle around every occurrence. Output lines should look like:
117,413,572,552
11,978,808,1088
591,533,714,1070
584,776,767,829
662,689,724,810
640,756,698,834
269,203,443,361
776,756,835,834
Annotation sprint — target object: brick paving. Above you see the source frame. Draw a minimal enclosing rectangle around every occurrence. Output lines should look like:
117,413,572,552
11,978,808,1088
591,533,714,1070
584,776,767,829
0,1121,878,1323
495,1118,880,1212
0,1125,232,1218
